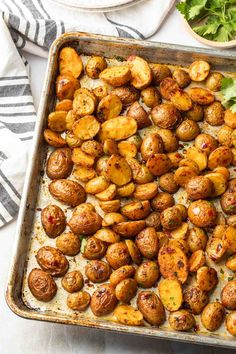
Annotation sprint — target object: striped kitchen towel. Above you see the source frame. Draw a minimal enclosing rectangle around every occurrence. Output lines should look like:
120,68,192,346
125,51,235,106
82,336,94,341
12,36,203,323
0,0,175,227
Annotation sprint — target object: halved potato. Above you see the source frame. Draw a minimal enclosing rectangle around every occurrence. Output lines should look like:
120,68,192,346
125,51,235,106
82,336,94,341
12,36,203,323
73,88,96,116
65,110,79,131
103,139,118,156
118,141,137,158
65,131,82,148
97,94,122,122
213,167,230,182
206,172,227,197
174,166,198,187
121,200,150,220
128,56,152,89
73,166,96,182
114,305,143,326
48,111,67,132
55,99,73,111
170,222,189,240
117,182,135,197
126,158,154,184
147,153,171,176
189,250,206,272
59,47,83,78
99,200,121,213
93,85,108,100
179,158,200,174
99,66,131,87
189,60,210,82
189,87,214,105
223,226,236,253
107,155,132,186
102,213,126,227
134,182,158,200
85,176,110,194
170,89,192,111
94,228,120,243
113,220,146,237
99,116,137,141
43,129,66,147
56,74,80,101
159,278,183,311
125,239,142,265
186,146,208,171
95,184,117,201
71,148,94,167
208,146,233,170
73,115,100,140
85,56,107,79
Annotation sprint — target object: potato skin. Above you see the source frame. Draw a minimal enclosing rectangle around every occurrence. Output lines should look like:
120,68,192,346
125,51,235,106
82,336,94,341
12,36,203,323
189,87,214,105
221,280,236,310
67,291,91,311
147,153,171,177
141,86,161,108
186,176,214,200
168,310,195,331
225,312,236,336
106,242,130,269
141,134,164,161
83,236,107,260
85,260,111,283
44,129,67,148
36,246,69,277
158,129,179,153
194,133,218,156
135,261,159,288
121,200,150,220
41,205,66,238
150,63,171,84
62,270,84,293
185,103,203,121
172,68,191,88
127,101,151,129
85,56,107,79
90,284,117,316
136,227,159,259
176,120,200,142
151,103,182,129
159,77,179,100
224,108,236,129
49,179,86,207
46,148,73,180
151,192,175,212
187,227,207,252
137,291,165,326
208,146,233,170
188,200,217,228
183,286,209,315
145,211,161,230
160,206,182,230
56,74,80,100
28,268,57,302
159,172,179,194
206,72,224,92
196,266,218,292
56,232,81,256
221,192,236,215
109,265,136,286
115,278,137,303
68,203,102,235
204,101,224,126
112,86,140,106
201,302,225,331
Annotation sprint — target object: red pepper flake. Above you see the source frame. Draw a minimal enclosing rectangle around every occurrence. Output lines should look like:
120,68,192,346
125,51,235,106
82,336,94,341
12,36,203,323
48,215,54,224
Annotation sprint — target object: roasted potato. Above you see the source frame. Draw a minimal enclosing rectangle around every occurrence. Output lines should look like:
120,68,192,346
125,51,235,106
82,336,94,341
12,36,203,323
99,116,137,141
189,87,214,105
194,133,218,156
185,102,203,121
65,110,79,131
160,206,182,230
158,129,179,153
212,224,227,239
136,227,159,259
109,265,136,286
189,60,210,82
208,146,233,170
28,268,57,302
204,101,224,126
36,246,69,277
127,101,151,129
151,192,175,212
188,200,217,228
175,204,188,220
56,74,80,100
85,260,111,283
135,261,159,288
145,212,161,230
85,176,109,195
133,182,158,200
218,125,233,147
117,182,135,197
221,280,236,310
67,291,91,311
206,172,227,197
99,65,131,87
206,238,226,262
170,89,192,111
137,291,165,326
197,266,218,292
56,232,81,256
186,176,214,200
189,250,206,272
159,278,183,311
107,155,132,186
102,213,126,227
186,146,207,171
49,179,86,207
226,254,236,271
126,134,143,149
176,119,200,142
224,108,236,129
65,131,81,148
73,166,96,183
206,72,224,92
93,85,108,101
81,140,103,157
147,153,171,176
115,278,137,303
128,55,152,89
126,158,154,184
113,220,146,238
43,129,66,148
112,86,140,106
159,172,179,194
59,47,83,78
55,99,73,112
121,200,150,220
172,68,191,88
41,204,66,238
170,222,189,240
159,77,179,100
103,139,118,156
184,286,209,315
99,200,121,213
141,86,161,108
95,184,117,201
201,302,225,331
73,115,100,140
114,305,143,326
83,236,107,260
174,166,198,188
225,312,236,336
62,270,84,293
68,203,102,235
73,88,97,116
46,148,73,180
97,94,122,122
48,111,67,132
85,56,107,79
117,141,137,158
150,63,171,84
140,134,164,161
106,242,130,269
187,227,208,253
168,310,195,331
125,239,142,265
94,228,120,243
221,192,236,215
91,284,117,316
151,103,182,129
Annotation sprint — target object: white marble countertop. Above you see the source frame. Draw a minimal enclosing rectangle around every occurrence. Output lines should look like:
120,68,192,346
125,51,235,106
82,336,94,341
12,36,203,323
0,7,235,354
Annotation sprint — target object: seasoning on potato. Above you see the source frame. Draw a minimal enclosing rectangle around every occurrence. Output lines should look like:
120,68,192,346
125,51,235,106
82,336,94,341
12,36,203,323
36,246,69,277
41,204,66,238
28,268,57,302
137,291,165,326
62,270,84,293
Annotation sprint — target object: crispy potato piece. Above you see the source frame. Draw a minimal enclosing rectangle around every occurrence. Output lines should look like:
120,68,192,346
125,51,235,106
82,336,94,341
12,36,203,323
170,89,192,111
174,166,198,187
170,222,189,240
226,312,236,336
205,172,227,197
73,166,96,182
134,182,158,200
226,254,236,271
186,146,207,171
113,220,146,238
65,131,82,148
115,278,137,303
223,226,236,253
168,239,189,254
206,238,226,262
43,129,66,147
94,228,120,243
126,158,154,184
159,77,179,100
85,176,109,194
103,139,119,155
117,182,135,197
49,179,86,207
114,305,143,326
201,302,225,331
102,213,126,227
48,111,67,132
99,116,137,141
73,88,96,116
73,115,100,140
159,278,183,311
125,239,142,265
206,72,224,92
99,200,121,213
208,146,233,170
189,60,210,82
110,265,136,286
118,141,137,158
147,153,171,176
71,148,94,167
121,200,150,220
169,310,195,331
112,86,140,106
197,266,218,292
99,66,131,87
128,55,152,89
173,68,191,88
189,87,214,105
97,94,122,122
56,74,80,101
107,155,132,186
85,56,107,79
189,250,205,272
141,86,161,108
127,101,151,129
55,99,73,111
158,244,188,283
168,152,183,168
65,110,79,131
95,184,116,201
141,134,164,161
93,85,108,101
179,158,200,174
81,140,103,158
150,63,171,84
137,291,165,326
59,47,83,78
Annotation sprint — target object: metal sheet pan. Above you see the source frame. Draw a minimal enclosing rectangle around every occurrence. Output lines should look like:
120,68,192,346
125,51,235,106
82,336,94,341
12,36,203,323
5,32,236,348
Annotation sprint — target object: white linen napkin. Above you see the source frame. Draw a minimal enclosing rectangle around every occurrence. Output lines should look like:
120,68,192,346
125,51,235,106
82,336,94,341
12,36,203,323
0,0,175,227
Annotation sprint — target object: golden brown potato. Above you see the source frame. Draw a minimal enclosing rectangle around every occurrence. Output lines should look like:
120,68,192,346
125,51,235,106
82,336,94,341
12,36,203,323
189,250,206,272
187,227,207,253
225,312,236,336
159,172,179,194
73,166,96,183
168,310,195,331
107,155,132,186
213,166,230,181
206,238,226,262
59,47,83,78
62,270,84,293
175,204,188,220
65,131,81,148
169,238,189,254
227,215,236,227
36,246,69,277
189,60,210,81
83,236,107,260
212,224,227,239
95,156,109,178
206,72,224,92
151,192,175,212
71,147,94,168
81,140,103,157
186,176,214,200
221,192,236,215
158,244,188,284
109,265,136,286
85,56,107,79
136,227,159,259
167,151,182,168
65,110,79,131
174,166,198,188
134,182,158,200
170,89,192,112
185,102,203,121
43,129,67,148
125,239,142,265
106,242,130,269
117,141,137,159
114,304,144,326
208,146,233,170
94,228,120,244
41,204,66,238
68,203,102,235
99,200,121,213
137,291,165,326
115,278,137,303
103,139,118,156
99,65,131,87
172,68,191,88
48,111,67,132
102,213,126,227
183,286,209,315
128,55,152,89
188,200,217,228
121,200,150,220
223,226,236,253
126,158,154,184
91,284,117,316
127,101,151,129
117,182,135,198
28,268,57,302
85,260,111,283
135,261,159,288
151,103,182,129
93,85,108,101
150,63,171,84
170,222,189,241
49,179,86,207
67,291,91,311
160,206,182,230
221,280,236,310
97,94,122,122
179,158,200,174
147,153,171,176
218,125,233,147
145,211,161,230
46,148,73,180
159,278,183,312
158,129,179,153
85,176,109,195
224,108,236,129
99,116,137,141
55,99,73,112
176,119,200,142
73,115,100,140
56,74,80,100
194,133,218,156
140,134,164,161
56,232,81,256
189,87,214,105
201,302,225,331
159,77,179,100
112,86,140,106
226,254,236,271
197,266,218,292
141,86,161,108
95,184,117,201
113,220,146,238
204,101,224,126
186,146,207,171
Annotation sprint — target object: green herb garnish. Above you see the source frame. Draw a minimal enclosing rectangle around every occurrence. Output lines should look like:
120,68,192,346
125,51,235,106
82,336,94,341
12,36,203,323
115,56,126,62
220,77,236,112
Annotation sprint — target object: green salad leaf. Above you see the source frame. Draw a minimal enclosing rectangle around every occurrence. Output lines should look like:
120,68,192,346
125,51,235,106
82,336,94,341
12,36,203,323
220,77,236,112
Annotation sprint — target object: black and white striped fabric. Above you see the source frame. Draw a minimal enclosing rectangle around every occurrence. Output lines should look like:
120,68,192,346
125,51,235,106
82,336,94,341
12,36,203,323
0,0,174,227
